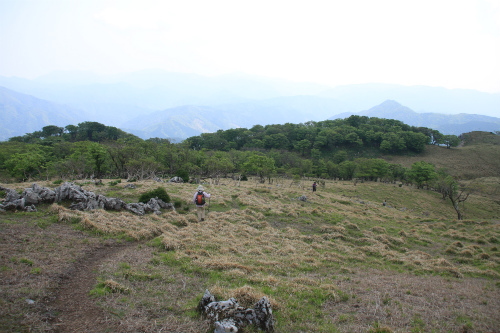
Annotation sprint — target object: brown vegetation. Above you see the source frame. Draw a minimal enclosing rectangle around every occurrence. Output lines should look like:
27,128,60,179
1,176,499,332
382,132,500,179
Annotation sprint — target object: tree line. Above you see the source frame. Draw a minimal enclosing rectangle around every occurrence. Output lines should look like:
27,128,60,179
0,117,458,185
0,118,469,218
186,115,460,153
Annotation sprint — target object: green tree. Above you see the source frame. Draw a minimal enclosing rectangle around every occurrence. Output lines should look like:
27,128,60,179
354,158,389,181
42,125,64,138
408,161,437,188
339,161,356,180
4,151,46,181
380,133,406,153
243,154,276,183
442,135,460,149
71,141,108,177
294,139,311,156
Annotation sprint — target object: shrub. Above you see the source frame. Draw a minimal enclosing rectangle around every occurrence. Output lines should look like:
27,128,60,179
52,179,63,185
175,170,189,183
139,187,170,203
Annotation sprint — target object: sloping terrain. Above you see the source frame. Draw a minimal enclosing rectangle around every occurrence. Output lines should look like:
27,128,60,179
382,133,500,179
1,177,499,332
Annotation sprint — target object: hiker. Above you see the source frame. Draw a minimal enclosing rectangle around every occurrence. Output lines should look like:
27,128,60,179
312,182,317,193
193,185,211,221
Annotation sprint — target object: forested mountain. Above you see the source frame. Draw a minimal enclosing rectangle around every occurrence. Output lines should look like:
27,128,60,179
1,70,499,140
330,100,500,136
0,86,86,141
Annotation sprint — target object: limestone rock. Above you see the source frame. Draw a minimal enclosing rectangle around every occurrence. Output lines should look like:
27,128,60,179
168,176,183,183
0,186,21,202
1,182,174,216
199,290,275,333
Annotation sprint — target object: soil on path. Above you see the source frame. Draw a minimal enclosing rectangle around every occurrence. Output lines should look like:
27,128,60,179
50,242,134,333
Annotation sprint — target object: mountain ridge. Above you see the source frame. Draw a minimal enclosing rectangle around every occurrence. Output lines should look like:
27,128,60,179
1,70,499,141
329,100,500,136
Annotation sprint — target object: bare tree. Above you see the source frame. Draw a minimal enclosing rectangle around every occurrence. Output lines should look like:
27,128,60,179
443,176,470,220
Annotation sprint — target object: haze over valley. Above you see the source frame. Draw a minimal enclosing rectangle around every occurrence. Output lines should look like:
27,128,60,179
1,70,499,141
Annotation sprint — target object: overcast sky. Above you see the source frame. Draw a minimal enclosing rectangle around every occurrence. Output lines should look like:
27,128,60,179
1,0,499,93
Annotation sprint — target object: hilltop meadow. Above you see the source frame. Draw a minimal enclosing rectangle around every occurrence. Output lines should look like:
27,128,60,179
1,128,500,332
1,169,500,332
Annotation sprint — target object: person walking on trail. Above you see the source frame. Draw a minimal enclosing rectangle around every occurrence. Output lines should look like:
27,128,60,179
193,185,211,221
312,182,317,193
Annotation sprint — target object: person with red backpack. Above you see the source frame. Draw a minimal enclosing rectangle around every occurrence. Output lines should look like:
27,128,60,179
193,185,211,221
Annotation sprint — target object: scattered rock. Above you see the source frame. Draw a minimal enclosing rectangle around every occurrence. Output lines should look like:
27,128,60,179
198,289,275,333
297,195,307,202
168,176,183,183
0,182,175,215
124,184,136,189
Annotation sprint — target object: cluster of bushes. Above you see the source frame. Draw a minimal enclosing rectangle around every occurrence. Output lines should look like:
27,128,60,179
0,117,458,186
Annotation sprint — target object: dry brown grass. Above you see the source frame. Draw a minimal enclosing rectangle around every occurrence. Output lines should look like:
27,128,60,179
1,177,500,332
382,143,500,179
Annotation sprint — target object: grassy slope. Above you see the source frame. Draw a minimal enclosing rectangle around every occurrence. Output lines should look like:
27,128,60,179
381,131,500,179
1,177,499,332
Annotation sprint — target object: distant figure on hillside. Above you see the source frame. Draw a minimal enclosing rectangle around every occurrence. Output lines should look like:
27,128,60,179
193,185,211,221
312,182,317,193
383,199,387,207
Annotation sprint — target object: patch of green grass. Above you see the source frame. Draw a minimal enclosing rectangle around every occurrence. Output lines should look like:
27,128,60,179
410,313,425,332
30,267,41,274
456,314,473,330
90,279,130,297
36,215,58,229
147,237,165,250
19,258,33,266
369,321,393,333
119,262,131,270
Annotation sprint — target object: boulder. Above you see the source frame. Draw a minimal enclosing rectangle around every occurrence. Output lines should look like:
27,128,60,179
1,182,174,216
199,290,275,333
125,203,146,216
2,198,25,211
22,188,41,205
100,196,127,211
25,205,37,212
0,186,21,202
168,176,183,183
124,184,136,189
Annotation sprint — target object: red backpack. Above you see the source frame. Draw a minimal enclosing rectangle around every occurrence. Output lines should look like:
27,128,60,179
196,191,205,205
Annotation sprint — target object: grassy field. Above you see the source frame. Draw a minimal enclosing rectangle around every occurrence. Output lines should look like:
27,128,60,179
382,132,500,179
1,176,499,332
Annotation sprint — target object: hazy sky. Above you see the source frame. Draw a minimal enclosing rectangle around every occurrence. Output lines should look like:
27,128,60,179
1,0,499,92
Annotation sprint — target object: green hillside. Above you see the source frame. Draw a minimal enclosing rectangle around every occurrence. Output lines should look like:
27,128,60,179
382,132,500,179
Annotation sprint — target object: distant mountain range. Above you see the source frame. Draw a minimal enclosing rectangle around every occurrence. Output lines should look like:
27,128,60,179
329,100,500,136
0,86,85,140
0,70,499,141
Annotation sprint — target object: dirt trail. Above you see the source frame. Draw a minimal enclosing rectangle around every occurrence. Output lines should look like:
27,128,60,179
50,242,134,333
